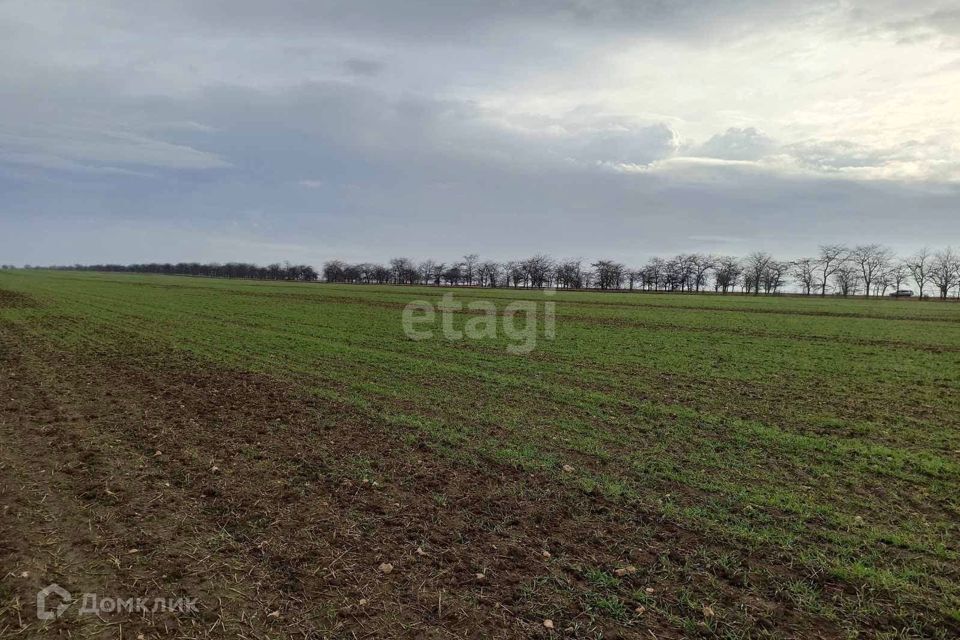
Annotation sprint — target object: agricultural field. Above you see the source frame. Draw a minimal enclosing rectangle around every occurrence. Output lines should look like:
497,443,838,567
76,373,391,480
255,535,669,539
1,269,958,639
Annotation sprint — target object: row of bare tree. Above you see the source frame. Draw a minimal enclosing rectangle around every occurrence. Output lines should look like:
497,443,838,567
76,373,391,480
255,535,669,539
16,245,959,298
323,245,960,298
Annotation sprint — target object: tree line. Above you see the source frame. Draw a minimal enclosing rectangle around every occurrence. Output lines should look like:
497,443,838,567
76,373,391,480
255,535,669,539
324,245,960,299
11,244,960,299
30,262,319,281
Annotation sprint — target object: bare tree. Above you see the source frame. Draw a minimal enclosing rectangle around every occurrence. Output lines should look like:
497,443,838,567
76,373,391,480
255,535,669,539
930,248,959,300
676,254,696,292
832,262,859,297
429,262,445,286
713,256,742,293
886,262,909,294
689,254,716,292
905,248,932,299
744,252,773,295
955,257,960,299
443,262,464,286
388,258,402,284
761,260,790,294
505,261,524,288
418,260,437,285
372,264,391,284
874,269,892,297
591,260,625,290
522,255,554,288
581,268,595,289
462,254,479,286
322,260,345,282
661,254,696,291
477,260,501,287
642,257,666,291
556,259,585,289
790,258,818,295
817,244,848,296
851,244,893,298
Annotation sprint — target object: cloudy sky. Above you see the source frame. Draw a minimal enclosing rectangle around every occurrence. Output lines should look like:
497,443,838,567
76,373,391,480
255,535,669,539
2,0,959,266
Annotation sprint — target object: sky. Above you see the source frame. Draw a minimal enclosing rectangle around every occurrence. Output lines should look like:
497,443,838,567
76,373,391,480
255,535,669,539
1,0,959,267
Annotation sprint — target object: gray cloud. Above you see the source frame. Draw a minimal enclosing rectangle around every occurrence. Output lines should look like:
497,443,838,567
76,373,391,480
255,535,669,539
343,58,385,77
572,123,680,165
880,7,960,42
694,128,777,161
0,126,229,172
99,0,830,42
1,0,958,267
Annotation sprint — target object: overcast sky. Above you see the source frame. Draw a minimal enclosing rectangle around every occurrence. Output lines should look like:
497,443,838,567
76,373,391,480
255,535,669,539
2,0,959,266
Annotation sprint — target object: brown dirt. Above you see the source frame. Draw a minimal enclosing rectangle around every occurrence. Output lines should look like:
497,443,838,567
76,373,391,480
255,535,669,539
0,323,856,639
0,289,37,309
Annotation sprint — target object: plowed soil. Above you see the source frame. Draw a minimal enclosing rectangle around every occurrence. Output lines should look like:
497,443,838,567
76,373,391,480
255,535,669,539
1,325,829,639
